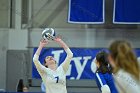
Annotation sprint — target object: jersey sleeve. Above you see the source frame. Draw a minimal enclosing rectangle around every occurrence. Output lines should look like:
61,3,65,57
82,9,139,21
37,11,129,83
95,73,111,93
101,85,111,93
33,54,48,77
61,48,73,74
41,82,46,92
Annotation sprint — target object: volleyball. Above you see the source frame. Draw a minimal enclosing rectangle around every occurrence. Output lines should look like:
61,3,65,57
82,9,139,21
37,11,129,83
42,28,55,40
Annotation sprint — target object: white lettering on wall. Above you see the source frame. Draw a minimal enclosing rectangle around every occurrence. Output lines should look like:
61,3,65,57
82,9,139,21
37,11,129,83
51,50,94,79
73,56,92,79
52,50,64,65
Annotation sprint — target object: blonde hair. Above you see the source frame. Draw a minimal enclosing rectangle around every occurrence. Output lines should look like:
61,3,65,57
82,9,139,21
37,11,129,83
109,40,139,80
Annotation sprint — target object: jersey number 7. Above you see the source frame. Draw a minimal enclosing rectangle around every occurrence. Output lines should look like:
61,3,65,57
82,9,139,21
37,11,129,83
55,76,59,83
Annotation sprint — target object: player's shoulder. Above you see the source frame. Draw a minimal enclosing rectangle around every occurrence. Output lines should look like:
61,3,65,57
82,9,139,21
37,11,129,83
96,72,112,79
57,65,63,71
57,65,65,74
95,72,104,79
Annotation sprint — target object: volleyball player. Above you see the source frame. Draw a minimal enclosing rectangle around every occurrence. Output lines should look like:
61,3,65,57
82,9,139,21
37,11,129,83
93,51,118,93
33,37,73,93
108,40,140,93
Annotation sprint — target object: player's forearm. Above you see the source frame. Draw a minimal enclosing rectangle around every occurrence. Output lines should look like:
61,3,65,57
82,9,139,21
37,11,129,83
35,45,43,56
62,48,73,73
65,48,73,58
58,40,69,50
33,45,43,62
58,40,73,56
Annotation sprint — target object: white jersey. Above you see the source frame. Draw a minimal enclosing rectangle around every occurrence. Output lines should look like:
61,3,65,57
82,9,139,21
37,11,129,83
113,69,140,93
33,48,73,93
42,65,66,93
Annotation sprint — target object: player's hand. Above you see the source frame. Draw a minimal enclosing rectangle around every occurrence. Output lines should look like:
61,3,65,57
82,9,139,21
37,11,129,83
39,39,49,47
54,36,62,43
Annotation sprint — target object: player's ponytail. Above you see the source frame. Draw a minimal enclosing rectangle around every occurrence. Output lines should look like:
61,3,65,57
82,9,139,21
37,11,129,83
96,51,112,73
109,40,139,80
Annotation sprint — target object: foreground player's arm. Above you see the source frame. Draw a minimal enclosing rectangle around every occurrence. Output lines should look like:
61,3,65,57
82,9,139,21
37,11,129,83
33,39,48,76
54,37,73,73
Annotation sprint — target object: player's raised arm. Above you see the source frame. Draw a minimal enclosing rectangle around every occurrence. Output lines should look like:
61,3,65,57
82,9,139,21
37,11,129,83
54,37,73,73
33,39,49,76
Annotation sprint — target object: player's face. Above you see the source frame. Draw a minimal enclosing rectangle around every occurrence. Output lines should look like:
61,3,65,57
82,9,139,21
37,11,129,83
45,56,56,66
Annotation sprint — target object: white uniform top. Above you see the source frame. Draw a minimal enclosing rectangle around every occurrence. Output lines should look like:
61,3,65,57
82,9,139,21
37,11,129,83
113,69,140,93
33,48,73,93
